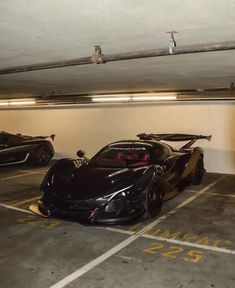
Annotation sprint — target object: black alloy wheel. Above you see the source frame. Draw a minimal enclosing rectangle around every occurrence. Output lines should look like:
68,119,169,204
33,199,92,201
144,184,164,218
33,145,52,166
193,157,205,185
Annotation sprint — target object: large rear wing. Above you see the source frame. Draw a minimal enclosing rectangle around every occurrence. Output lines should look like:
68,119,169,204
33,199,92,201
137,133,211,149
36,134,56,141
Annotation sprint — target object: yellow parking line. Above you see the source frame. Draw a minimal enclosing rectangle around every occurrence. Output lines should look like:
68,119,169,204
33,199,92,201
0,172,36,181
0,203,34,214
17,169,48,173
11,196,41,207
0,170,48,181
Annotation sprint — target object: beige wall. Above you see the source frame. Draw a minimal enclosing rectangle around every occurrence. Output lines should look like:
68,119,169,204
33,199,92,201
0,102,235,174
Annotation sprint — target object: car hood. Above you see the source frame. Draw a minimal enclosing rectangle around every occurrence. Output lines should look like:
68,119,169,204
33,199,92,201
46,163,148,200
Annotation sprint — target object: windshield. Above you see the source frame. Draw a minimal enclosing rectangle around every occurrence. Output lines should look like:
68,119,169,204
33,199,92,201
90,144,152,168
0,135,8,145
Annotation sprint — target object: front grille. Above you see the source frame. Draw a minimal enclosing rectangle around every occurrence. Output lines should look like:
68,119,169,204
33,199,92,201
44,193,95,212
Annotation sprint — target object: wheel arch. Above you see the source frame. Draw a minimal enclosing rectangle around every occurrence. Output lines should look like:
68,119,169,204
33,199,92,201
181,147,204,180
28,141,54,166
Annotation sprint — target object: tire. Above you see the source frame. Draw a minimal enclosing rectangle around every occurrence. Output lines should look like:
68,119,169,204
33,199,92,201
143,184,164,218
31,145,53,166
193,157,205,185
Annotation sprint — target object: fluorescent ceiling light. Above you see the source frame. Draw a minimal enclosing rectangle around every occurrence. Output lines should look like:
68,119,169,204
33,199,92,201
0,102,9,106
132,95,177,101
92,93,177,103
0,99,36,107
8,100,36,106
92,96,131,102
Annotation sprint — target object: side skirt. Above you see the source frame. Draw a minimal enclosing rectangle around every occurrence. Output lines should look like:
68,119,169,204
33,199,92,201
0,153,30,167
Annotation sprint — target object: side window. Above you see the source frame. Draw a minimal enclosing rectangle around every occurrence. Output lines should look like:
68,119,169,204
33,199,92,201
0,135,9,145
153,145,169,164
6,135,21,146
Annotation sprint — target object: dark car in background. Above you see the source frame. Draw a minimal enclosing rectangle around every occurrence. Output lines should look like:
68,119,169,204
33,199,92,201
30,133,211,224
0,131,55,167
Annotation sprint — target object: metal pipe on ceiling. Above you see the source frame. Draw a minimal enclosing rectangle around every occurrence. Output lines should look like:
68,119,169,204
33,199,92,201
1,41,235,75
43,85,234,98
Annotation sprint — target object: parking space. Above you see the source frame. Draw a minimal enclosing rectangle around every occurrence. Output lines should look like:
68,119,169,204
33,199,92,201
0,164,47,204
0,207,128,288
128,175,235,248
68,238,235,288
0,166,234,288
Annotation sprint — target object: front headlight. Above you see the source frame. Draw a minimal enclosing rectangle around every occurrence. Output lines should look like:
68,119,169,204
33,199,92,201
102,185,133,200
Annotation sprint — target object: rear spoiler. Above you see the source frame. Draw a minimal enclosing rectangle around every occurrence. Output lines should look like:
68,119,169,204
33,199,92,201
137,133,211,149
36,134,56,141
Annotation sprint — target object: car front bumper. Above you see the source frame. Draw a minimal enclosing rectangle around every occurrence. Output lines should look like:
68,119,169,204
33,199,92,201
36,192,145,224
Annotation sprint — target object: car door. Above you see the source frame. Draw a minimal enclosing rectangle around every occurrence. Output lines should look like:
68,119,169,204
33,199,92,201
0,134,29,166
152,144,184,200
0,133,15,165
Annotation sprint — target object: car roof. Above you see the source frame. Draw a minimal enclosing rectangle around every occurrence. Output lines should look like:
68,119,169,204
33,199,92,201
108,139,171,149
0,131,31,141
0,131,12,136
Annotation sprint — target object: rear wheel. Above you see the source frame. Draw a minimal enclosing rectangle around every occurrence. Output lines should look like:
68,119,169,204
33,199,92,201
32,145,53,166
193,157,205,185
143,184,164,218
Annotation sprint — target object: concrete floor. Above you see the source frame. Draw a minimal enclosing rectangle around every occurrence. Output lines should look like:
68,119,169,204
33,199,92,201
0,164,235,288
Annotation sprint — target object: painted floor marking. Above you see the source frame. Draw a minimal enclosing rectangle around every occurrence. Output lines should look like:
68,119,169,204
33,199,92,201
0,203,34,214
9,196,41,207
0,170,46,181
103,227,235,255
17,169,48,173
186,189,235,198
2,199,234,256
116,255,141,262
1,197,234,257
49,176,225,288
0,172,36,181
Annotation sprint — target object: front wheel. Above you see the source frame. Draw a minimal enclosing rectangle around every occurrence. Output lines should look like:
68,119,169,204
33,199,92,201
143,184,164,218
193,157,205,185
31,145,53,166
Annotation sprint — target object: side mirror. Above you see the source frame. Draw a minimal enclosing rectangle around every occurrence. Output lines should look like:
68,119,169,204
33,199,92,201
77,150,86,158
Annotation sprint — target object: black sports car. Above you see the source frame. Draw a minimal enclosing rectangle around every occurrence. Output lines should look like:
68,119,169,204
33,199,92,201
0,131,55,167
30,133,211,224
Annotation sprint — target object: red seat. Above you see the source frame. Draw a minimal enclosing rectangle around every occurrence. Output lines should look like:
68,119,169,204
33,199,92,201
141,153,150,161
115,152,125,160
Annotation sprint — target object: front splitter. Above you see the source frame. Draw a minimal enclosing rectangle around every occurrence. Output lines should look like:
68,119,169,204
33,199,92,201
29,203,49,218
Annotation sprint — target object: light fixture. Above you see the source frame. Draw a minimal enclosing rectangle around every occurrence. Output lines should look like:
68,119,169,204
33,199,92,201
92,96,131,102
0,101,9,106
92,93,177,103
0,99,36,107
8,100,36,106
132,94,177,101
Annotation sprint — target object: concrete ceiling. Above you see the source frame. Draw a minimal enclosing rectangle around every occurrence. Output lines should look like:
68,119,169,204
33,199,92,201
1,0,235,97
